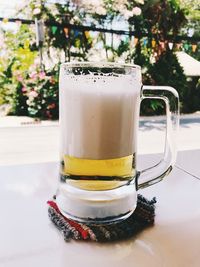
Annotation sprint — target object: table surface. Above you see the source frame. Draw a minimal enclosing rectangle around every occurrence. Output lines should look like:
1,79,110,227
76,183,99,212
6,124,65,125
1,151,200,267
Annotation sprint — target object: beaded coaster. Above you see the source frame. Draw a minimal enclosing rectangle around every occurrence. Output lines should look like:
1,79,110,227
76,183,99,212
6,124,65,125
47,195,156,242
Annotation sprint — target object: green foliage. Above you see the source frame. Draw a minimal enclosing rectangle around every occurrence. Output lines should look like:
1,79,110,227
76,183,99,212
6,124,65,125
148,49,188,113
0,24,59,119
0,59,13,106
12,66,59,119
0,24,37,112
0,0,199,119
182,77,200,113
12,82,29,116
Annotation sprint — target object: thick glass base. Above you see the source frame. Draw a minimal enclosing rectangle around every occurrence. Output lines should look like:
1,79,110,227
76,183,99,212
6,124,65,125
56,182,137,225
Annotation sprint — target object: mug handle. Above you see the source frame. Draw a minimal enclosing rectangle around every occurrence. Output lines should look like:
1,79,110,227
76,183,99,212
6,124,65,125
137,85,179,190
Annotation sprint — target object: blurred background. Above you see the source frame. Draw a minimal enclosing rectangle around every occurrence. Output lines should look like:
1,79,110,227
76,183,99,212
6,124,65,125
0,0,200,119
0,0,200,165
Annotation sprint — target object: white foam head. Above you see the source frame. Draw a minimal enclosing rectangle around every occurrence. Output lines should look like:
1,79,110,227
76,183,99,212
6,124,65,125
59,66,142,159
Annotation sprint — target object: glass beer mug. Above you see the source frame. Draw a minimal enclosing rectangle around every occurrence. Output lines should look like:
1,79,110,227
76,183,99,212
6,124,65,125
57,62,179,224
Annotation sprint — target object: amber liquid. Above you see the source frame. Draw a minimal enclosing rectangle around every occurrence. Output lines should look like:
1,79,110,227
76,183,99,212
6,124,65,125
60,154,135,191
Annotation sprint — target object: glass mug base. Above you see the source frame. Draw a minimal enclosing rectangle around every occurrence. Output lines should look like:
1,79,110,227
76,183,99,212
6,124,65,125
56,182,137,224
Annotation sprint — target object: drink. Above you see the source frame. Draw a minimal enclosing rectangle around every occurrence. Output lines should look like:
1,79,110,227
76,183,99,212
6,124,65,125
60,154,135,190
57,62,179,223
59,73,140,191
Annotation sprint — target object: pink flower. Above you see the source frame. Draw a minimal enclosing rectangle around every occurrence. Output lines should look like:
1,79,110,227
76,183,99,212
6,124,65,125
122,10,133,19
132,7,142,16
39,71,46,79
33,8,41,15
17,75,23,82
29,72,37,79
29,90,38,98
22,87,27,93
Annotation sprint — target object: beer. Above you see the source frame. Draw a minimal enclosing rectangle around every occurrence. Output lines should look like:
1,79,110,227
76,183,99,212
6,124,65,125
60,154,135,190
59,73,140,192
57,64,141,222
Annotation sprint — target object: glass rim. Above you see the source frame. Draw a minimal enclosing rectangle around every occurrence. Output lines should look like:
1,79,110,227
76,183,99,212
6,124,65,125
60,61,141,70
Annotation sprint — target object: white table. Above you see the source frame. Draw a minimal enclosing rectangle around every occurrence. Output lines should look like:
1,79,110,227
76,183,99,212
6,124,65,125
176,149,200,179
1,153,200,267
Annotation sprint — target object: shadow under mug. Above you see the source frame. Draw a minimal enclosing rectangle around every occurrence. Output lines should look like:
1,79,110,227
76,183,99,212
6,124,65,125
56,62,179,224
